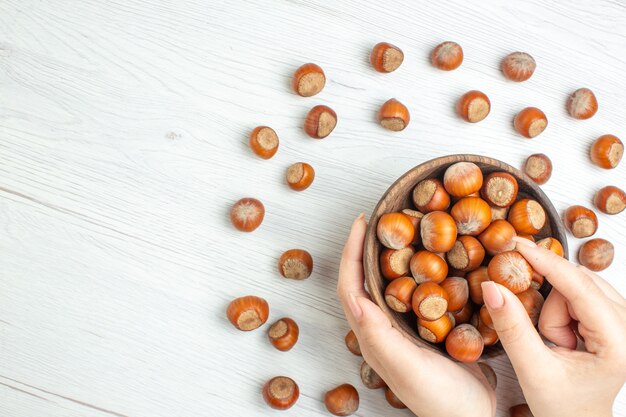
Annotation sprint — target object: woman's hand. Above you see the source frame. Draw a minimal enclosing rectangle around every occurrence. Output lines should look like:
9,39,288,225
482,236,626,417
336,214,496,417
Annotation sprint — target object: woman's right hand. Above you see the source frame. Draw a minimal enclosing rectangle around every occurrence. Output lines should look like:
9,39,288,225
482,236,626,417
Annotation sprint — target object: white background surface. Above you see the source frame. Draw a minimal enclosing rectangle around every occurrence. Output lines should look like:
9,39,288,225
1,1,625,416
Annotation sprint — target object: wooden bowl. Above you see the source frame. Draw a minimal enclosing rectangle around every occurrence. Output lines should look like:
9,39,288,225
363,154,568,359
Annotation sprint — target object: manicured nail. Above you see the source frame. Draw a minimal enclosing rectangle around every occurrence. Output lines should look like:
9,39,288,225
513,236,537,248
482,281,505,310
348,293,364,320
356,213,365,221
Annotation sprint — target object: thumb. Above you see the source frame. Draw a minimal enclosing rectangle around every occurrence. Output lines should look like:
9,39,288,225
481,281,548,381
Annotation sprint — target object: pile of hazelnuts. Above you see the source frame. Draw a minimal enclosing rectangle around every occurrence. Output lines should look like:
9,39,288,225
226,40,624,415
376,161,560,362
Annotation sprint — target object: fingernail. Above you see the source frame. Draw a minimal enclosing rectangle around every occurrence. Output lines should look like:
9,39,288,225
482,282,505,310
356,213,365,222
513,236,537,248
348,294,363,320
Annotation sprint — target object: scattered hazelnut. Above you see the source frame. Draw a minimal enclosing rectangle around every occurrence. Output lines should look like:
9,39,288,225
286,162,315,191
523,153,552,185
594,185,625,215
324,384,359,416
378,98,410,131
563,205,598,238
514,107,548,138
578,238,614,271
501,52,536,82
226,295,269,331
431,41,463,70
263,376,299,410
345,330,361,356
567,88,598,119
590,134,623,169
230,198,265,232
457,90,491,123
360,361,386,389
278,249,313,279
268,318,299,351
370,42,404,73
292,63,325,97
249,126,279,159
304,105,337,139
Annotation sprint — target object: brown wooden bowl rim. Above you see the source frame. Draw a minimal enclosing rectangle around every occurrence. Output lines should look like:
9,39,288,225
363,154,569,359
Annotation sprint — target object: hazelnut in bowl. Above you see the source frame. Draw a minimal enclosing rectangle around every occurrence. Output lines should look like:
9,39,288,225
363,154,568,361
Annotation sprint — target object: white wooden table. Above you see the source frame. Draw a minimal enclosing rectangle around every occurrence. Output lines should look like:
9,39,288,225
1,1,625,416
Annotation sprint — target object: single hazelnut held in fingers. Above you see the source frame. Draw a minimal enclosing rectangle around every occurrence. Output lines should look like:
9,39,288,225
226,295,269,331
488,251,533,294
286,162,315,191
431,41,464,70
479,305,495,329
563,205,598,238
378,98,410,131
324,384,359,416
510,403,534,417
345,330,361,356
402,209,424,245
477,320,499,346
578,238,614,271
443,162,484,197
590,134,623,169
445,324,484,362
418,313,454,343
451,197,492,235
411,282,449,321
481,172,518,208
447,235,485,272
292,63,325,97
421,211,458,252
536,237,564,257
567,88,598,119
370,42,404,73
478,219,517,256
268,318,299,351
380,247,415,279
441,277,470,312
249,126,279,159
523,153,552,185
501,52,536,82
478,362,498,390
384,388,407,409
384,277,417,312
594,185,626,214
360,361,386,389
304,105,337,139
467,266,489,304
410,250,448,284
377,212,415,250
516,288,544,326
457,90,491,123
453,301,474,325
278,249,313,279
412,178,451,213
514,107,548,138
263,376,299,410
508,199,546,235
490,206,509,222
230,198,265,232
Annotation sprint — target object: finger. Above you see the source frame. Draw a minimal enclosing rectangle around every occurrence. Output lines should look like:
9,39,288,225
337,213,369,301
513,237,614,333
482,281,549,381
538,290,578,349
579,266,626,305
353,296,495,417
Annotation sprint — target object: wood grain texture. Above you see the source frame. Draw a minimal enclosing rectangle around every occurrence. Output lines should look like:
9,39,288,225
363,154,567,358
0,1,624,416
